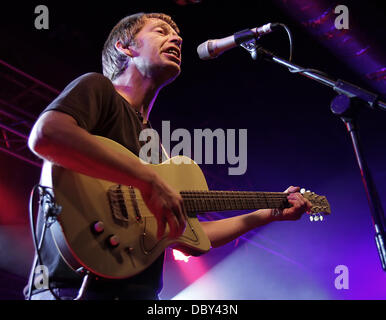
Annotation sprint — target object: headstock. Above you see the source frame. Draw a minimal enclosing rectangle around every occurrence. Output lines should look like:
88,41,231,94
300,188,331,222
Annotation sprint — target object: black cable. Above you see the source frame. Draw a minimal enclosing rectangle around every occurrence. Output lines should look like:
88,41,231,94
278,23,294,62
273,23,293,62
262,24,330,78
26,184,93,300
26,185,61,300
26,184,42,300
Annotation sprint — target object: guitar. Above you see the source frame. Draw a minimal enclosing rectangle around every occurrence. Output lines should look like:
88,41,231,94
43,136,331,279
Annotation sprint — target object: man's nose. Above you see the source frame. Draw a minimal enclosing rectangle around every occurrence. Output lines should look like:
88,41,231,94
170,34,183,48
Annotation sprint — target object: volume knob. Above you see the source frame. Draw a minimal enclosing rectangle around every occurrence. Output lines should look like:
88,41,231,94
93,221,105,234
108,235,120,247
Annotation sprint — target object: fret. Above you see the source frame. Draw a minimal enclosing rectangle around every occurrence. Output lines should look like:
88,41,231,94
263,192,269,209
232,192,237,211
218,191,223,210
201,196,207,212
215,191,221,211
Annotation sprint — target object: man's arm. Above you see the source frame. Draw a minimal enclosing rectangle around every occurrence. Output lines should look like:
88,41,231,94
29,110,185,239
30,111,154,190
200,187,312,248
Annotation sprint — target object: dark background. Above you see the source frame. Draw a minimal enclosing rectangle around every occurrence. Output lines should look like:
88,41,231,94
0,0,385,299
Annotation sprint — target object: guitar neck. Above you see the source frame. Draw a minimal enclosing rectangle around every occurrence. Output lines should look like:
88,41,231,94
181,191,290,216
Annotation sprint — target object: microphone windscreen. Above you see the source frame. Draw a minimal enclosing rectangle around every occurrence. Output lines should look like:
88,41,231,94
197,41,211,60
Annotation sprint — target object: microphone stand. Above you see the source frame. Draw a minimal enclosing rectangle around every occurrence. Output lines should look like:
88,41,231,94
242,42,386,270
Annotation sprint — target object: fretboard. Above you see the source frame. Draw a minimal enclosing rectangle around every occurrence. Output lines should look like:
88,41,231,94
181,190,290,216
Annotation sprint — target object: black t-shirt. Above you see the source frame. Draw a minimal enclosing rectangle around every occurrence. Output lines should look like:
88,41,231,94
28,72,165,298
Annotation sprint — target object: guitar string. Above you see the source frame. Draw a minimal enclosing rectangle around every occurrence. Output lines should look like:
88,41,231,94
107,190,325,214
108,189,324,204
109,189,289,198
108,193,324,213
108,190,290,202
108,190,291,214
108,196,288,206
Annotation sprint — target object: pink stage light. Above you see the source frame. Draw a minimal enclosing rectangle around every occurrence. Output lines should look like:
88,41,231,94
172,249,191,263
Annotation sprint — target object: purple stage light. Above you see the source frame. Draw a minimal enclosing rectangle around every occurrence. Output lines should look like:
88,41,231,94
274,0,386,96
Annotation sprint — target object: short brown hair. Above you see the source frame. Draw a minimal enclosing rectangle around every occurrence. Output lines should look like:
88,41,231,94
102,13,180,81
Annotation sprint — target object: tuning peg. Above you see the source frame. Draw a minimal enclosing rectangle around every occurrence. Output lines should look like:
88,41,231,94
300,188,306,194
309,215,314,222
306,190,311,193
320,215,324,221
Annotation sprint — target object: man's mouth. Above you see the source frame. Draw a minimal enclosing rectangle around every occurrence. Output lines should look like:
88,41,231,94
163,47,181,64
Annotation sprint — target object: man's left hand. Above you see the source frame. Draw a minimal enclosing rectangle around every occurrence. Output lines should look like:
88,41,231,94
278,186,313,221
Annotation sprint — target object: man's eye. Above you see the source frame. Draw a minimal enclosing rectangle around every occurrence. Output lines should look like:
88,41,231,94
155,29,165,34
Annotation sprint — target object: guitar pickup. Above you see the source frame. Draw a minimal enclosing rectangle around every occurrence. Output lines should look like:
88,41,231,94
107,185,142,223
128,186,142,223
107,185,129,222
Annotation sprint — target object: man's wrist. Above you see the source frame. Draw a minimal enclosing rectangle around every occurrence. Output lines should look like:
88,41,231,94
269,208,285,221
250,209,279,225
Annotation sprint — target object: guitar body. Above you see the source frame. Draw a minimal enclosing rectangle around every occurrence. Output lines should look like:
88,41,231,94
46,136,211,279
42,136,331,280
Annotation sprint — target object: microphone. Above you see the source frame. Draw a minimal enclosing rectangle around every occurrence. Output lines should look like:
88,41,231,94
197,22,279,60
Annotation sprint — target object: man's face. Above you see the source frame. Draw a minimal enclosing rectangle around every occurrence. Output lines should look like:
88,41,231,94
130,18,183,86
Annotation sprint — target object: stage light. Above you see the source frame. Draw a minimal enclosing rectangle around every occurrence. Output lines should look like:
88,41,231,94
172,249,191,263
174,0,202,5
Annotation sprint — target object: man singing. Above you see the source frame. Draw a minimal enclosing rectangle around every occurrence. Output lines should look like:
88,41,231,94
26,13,311,300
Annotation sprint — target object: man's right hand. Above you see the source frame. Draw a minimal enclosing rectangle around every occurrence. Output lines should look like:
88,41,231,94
140,175,186,240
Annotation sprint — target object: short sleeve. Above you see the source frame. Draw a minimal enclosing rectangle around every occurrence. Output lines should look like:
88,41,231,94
41,73,115,132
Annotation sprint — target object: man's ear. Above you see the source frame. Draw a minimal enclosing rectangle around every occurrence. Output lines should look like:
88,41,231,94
115,40,134,57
